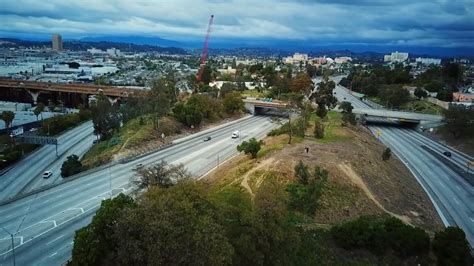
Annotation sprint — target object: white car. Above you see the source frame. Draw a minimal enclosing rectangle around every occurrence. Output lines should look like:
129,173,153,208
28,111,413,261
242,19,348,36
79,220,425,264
231,131,239,139
42,170,52,179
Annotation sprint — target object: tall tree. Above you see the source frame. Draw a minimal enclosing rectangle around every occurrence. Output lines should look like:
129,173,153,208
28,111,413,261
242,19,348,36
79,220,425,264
33,103,45,121
291,73,314,95
339,101,356,125
90,92,120,139
223,92,244,114
312,77,337,119
71,194,136,266
1,111,15,135
149,77,175,129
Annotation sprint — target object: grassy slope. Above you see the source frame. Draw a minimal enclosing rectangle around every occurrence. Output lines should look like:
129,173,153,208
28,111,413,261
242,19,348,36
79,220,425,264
81,115,165,168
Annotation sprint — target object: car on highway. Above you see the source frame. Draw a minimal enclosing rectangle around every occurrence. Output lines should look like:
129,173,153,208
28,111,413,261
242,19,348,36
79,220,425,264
231,131,239,139
42,170,52,179
204,136,212,142
133,163,144,170
442,151,452,157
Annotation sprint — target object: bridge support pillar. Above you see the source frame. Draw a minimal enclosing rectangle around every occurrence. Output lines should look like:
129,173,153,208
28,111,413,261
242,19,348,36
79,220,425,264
26,90,40,105
244,102,255,115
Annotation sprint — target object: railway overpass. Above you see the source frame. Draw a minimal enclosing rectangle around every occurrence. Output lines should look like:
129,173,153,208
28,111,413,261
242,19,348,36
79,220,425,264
0,79,142,107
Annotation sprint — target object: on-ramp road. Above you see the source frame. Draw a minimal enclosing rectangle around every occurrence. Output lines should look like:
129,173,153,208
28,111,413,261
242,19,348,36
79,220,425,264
0,121,95,201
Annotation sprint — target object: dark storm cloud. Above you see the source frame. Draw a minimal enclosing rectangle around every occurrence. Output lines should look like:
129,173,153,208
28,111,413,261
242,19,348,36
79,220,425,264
0,0,472,47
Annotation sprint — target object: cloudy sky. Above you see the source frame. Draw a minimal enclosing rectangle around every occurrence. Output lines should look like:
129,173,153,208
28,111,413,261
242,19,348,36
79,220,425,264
1,0,473,51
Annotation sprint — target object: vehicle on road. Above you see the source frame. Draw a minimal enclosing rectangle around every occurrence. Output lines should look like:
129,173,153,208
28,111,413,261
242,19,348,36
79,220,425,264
92,139,99,144
133,163,144,170
231,131,239,139
42,170,52,179
204,136,212,142
442,151,452,157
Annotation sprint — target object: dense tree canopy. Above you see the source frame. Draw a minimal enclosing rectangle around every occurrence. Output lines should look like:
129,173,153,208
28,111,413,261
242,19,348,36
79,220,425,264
443,104,474,138
90,92,120,139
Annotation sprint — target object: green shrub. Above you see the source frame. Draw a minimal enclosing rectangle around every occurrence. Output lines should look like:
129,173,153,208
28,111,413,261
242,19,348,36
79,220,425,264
287,162,328,216
433,227,471,266
61,154,83,177
331,216,431,257
237,138,262,158
384,217,430,257
382,147,391,161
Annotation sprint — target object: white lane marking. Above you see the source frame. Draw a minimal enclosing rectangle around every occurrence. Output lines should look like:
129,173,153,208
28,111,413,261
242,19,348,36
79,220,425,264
453,198,460,205
470,217,474,223
48,252,57,257
438,181,446,188
47,234,64,245
456,185,462,191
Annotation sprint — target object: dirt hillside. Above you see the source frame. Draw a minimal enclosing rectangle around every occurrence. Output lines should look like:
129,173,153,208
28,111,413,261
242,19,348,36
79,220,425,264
203,123,443,232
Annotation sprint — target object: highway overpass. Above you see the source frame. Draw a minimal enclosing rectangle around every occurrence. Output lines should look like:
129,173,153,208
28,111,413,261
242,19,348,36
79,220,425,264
352,108,444,124
243,98,288,115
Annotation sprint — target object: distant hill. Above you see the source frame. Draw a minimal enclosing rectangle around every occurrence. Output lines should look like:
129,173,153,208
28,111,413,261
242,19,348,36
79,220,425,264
81,36,181,47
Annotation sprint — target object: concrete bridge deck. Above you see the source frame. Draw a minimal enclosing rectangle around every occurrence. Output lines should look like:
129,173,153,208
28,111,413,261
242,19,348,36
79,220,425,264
0,78,141,97
353,108,443,123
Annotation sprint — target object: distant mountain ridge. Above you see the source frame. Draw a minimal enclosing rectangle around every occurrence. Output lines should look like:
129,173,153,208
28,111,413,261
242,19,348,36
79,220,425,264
81,36,181,47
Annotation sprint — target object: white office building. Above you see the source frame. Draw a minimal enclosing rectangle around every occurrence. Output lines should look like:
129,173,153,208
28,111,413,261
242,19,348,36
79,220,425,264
384,51,409,62
284,53,309,64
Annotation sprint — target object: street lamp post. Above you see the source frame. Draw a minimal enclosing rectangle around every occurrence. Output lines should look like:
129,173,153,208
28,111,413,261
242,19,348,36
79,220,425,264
1,227,16,266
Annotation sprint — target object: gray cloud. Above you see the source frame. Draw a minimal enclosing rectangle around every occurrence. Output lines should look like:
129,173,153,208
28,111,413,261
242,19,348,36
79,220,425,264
0,0,472,47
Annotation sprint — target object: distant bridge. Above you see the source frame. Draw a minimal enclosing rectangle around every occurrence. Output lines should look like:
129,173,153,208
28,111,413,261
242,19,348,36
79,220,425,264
0,78,142,106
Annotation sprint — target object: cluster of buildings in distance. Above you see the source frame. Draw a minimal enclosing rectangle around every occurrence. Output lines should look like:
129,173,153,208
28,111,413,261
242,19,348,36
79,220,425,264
283,53,352,65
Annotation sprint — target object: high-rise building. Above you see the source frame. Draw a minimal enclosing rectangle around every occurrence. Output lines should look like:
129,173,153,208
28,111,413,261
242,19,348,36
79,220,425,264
52,34,63,51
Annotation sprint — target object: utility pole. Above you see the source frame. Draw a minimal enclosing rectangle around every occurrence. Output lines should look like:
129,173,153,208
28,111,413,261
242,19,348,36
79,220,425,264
1,227,16,266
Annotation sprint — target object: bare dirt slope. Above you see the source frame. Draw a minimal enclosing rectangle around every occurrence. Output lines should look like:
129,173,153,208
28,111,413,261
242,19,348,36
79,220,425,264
203,125,443,232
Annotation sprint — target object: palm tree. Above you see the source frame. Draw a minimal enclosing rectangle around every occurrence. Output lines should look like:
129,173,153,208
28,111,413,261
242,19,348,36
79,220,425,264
1,111,15,147
1,111,15,134
33,102,45,121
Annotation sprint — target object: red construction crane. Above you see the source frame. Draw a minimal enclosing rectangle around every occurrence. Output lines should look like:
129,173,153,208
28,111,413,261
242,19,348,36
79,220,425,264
196,15,214,83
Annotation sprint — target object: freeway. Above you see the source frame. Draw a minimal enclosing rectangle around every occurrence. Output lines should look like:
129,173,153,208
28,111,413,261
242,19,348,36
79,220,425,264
333,81,474,248
0,115,277,265
0,121,95,201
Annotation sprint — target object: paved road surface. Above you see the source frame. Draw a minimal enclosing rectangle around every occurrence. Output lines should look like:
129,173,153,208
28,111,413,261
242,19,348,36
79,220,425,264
333,81,474,248
0,115,277,265
0,121,94,201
